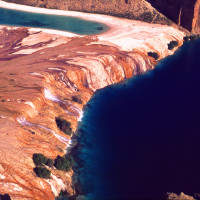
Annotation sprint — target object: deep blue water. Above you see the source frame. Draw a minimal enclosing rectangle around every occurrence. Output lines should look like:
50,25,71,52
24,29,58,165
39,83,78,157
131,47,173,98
76,39,200,199
0,8,108,35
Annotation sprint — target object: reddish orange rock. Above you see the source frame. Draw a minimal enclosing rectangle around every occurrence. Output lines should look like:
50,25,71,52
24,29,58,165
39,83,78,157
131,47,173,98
0,9,184,199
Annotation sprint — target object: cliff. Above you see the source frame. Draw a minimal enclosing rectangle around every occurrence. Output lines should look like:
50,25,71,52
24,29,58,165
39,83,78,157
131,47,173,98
146,0,200,33
0,2,185,200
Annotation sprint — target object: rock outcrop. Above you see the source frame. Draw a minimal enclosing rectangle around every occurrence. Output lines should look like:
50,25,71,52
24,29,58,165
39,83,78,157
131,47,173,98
146,0,200,33
0,2,185,200
167,192,196,200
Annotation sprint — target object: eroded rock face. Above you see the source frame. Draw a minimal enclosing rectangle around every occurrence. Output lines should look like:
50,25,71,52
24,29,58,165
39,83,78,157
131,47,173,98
0,13,184,200
147,0,200,33
167,192,196,200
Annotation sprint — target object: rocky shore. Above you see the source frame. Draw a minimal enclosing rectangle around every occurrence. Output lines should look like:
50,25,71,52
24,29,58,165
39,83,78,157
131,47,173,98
0,1,185,199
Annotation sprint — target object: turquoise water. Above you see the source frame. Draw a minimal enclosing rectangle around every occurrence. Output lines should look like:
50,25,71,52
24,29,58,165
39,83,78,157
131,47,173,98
0,8,108,35
75,39,200,199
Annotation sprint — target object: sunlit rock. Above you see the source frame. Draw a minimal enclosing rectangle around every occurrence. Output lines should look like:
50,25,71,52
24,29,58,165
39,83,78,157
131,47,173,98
0,2,185,199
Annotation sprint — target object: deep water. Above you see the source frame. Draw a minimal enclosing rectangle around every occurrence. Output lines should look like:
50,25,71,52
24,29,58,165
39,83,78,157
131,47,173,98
75,39,200,200
0,8,108,35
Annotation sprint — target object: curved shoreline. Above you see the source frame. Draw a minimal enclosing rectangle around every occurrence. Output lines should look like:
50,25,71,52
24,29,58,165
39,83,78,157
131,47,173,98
74,39,199,200
0,0,184,53
0,1,186,199
0,0,119,37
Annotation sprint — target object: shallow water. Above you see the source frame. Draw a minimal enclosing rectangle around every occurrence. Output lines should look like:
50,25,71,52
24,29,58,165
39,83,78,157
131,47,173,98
76,39,200,199
0,8,108,35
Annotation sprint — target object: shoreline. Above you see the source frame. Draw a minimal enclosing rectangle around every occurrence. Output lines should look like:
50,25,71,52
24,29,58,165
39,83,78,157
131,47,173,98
0,0,120,38
71,39,200,200
0,0,184,53
0,1,187,199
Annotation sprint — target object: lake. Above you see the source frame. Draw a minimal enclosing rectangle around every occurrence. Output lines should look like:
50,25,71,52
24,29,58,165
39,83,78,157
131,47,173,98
75,39,200,199
0,7,108,35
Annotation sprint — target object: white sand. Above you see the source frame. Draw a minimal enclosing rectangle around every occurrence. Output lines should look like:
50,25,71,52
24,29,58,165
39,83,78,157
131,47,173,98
0,0,185,54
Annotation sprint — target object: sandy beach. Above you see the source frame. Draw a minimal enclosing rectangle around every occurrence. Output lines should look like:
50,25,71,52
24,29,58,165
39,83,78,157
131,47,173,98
0,0,184,54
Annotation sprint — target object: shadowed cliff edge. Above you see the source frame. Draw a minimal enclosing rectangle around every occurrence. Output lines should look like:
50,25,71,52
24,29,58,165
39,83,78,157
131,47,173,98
146,0,200,33
0,1,186,200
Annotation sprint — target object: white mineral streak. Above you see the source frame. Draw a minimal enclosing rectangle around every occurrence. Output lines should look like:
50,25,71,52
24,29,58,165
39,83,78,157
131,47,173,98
44,88,60,103
12,184,23,191
78,112,83,121
13,48,40,54
0,116,6,119
58,72,78,92
48,68,67,73
52,174,66,190
44,88,82,119
30,72,42,76
67,57,112,91
45,180,58,196
45,174,68,196
67,138,77,149
76,51,97,55
1,183,23,192
17,117,33,126
68,139,72,147
25,102,36,109
57,55,66,58
70,104,83,121
37,124,69,145
13,31,69,54
20,32,52,46
13,46,20,49
135,55,148,72
16,116,69,144
40,181,45,190
0,173,5,179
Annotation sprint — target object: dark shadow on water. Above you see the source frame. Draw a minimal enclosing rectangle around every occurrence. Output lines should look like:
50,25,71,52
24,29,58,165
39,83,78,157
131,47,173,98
75,39,200,199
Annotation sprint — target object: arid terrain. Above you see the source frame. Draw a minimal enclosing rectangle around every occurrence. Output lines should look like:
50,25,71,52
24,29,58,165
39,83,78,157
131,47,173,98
0,1,186,200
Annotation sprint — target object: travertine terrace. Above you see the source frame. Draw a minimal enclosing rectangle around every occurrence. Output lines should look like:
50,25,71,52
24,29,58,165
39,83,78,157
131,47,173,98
0,1,184,199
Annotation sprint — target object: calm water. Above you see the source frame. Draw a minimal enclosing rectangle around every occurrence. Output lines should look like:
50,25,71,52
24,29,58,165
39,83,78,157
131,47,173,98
75,39,200,199
0,8,108,35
